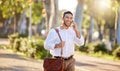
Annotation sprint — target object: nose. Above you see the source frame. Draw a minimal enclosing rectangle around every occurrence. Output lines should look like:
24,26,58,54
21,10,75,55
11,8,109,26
67,18,72,21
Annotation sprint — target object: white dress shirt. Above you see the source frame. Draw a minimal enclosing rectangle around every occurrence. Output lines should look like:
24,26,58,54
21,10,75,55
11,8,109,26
44,26,84,58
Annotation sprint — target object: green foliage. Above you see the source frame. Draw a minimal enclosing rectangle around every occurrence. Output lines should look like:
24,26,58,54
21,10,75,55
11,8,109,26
0,0,43,24
8,33,50,59
79,42,120,61
20,38,51,59
26,38,51,59
89,51,115,60
13,38,21,51
8,33,19,49
113,46,120,59
32,2,43,24
0,34,8,38
0,44,2,49
79,42,110,54
19,34,28,37
0,0,29,18
78,43,95,53
79,45,89,53
94,43,108,54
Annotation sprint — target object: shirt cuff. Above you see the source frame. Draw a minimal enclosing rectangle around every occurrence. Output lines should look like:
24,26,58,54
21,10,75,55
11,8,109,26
75,35,84,46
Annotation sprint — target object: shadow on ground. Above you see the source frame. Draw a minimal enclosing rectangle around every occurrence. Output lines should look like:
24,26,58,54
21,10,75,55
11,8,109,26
89,61,120,67
76,61,96,67
0,52,42,63
0,53,27,61
75,61,119,71
0,66,40,71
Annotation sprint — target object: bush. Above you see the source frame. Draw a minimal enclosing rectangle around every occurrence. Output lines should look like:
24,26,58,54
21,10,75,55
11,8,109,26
25,38,45,58
113,46,120,59
78,43,95,53
8,33,19,49
79,45,89,53
13,38,21,52
8,33,28,49
94,43,108,54
20,37,51,59
0,34,8,38
8,34,50,59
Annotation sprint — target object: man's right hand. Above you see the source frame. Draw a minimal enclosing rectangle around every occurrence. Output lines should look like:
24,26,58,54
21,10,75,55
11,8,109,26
55,41,65,48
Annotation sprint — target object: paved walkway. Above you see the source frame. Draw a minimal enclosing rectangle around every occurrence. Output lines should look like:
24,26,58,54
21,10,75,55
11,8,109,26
0,49,44,71
0,49,120,71
75,52,120,71
0,39,9,45
0,38,120,71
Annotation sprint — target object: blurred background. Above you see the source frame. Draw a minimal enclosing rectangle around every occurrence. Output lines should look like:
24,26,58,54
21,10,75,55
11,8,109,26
0,0,120,60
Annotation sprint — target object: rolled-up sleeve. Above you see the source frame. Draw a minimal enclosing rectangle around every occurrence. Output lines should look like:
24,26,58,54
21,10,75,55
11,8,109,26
74,35,84,46
44,29,56,50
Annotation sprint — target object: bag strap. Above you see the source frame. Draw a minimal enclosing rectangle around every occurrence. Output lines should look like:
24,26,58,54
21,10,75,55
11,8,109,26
55,28,63,56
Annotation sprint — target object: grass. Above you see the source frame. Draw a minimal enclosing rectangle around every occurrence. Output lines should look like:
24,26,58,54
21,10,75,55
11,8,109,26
76,51,120,61
0,44,3,49
0,35,8,38
0,45,1,48
90,52,114,60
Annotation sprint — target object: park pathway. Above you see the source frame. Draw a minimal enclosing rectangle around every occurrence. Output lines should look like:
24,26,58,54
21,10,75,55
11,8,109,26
75,52,120,71
0,49,43,71
0,38,120,71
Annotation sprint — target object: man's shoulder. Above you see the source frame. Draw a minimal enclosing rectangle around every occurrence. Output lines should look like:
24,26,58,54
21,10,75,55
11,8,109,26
55,26,60,29
49,27,59,32
49,27,60,33
52,27,60,30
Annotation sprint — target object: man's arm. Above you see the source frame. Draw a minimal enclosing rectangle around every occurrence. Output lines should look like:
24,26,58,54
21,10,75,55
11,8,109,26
72,22,81,38
44,29,56,50
72,22,84,46
44,29,65,50
54,41,65,48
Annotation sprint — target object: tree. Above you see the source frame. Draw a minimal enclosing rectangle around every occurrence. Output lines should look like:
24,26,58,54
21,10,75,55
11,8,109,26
74,0,84,33
0,0,29,34
88,15,94,42
42,0,58,32
0,0,43,35
85,0,96,43
115,0,120,45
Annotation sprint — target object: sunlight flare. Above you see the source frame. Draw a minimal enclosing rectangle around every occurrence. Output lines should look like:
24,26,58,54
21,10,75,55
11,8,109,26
97,0,111,9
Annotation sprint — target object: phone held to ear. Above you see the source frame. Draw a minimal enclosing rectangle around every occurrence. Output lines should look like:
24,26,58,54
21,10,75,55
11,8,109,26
71,21,75,28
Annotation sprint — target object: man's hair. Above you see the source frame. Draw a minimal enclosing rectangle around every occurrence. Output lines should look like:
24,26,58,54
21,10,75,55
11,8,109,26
63,11,73,18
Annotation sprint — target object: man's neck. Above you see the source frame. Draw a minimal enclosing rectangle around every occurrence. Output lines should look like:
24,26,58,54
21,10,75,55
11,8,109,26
60,24,69,29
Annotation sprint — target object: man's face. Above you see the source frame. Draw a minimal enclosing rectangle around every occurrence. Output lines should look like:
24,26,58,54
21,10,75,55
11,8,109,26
63,14,73,27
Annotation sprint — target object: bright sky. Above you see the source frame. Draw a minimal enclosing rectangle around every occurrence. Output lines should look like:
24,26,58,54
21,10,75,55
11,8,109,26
58,0,77,12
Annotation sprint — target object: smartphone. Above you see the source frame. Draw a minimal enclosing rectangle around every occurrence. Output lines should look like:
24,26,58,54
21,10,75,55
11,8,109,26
71,20,74,27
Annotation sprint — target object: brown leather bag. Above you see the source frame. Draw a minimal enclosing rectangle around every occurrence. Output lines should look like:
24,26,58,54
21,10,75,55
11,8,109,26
43,28,64,71
43,58,64,71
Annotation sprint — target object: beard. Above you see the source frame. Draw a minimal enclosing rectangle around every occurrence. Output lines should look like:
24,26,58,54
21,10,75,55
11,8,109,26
64,22,72,28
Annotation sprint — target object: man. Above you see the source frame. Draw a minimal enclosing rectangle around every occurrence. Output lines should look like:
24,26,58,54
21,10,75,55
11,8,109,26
44,11,84,71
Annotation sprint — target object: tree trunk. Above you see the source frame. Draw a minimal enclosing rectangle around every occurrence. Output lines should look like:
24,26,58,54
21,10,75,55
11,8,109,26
18,12,27,35
88,16,94,42
43,0,58,31
116,7,120,45
49,0,55,30
74,0,84,33
14,16,16,33
42,0,51,31
15,13,21,33
53,0,58,27
98,23,103,41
